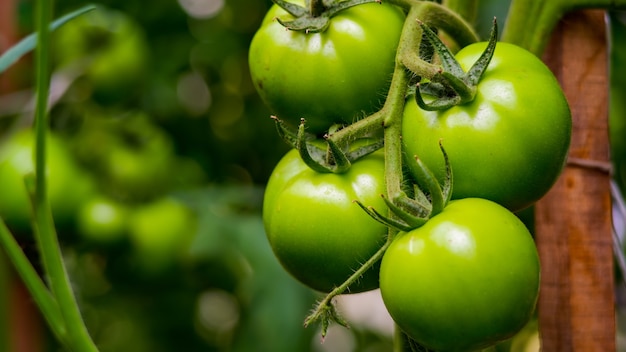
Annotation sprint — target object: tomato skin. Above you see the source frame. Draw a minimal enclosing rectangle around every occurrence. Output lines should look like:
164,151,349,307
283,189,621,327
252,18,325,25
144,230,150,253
263,148,388,293
380,198,540,351
249,0,405,134
402,42,571,211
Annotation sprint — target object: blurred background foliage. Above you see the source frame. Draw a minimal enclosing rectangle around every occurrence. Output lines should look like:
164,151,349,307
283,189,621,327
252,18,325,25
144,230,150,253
0,0,517,351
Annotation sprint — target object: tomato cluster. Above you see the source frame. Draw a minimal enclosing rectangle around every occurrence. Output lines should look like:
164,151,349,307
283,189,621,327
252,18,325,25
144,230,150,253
0,119,201,277
250,1,571,350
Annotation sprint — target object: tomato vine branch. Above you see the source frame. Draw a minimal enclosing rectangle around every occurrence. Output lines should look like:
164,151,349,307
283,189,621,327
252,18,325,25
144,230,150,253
303,230,396,335
304,0,477,340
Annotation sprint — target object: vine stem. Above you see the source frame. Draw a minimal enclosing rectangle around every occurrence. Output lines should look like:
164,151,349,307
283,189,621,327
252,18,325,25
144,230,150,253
327,0,478,149
307,2,479,350
304,230,395,326
33,1,98,351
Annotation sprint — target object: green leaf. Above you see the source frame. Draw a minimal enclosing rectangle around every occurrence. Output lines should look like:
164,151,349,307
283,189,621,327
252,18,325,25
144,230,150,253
0,4,97,74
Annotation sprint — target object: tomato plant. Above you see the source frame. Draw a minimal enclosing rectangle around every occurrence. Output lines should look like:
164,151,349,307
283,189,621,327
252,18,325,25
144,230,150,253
263,147,387,293
248,0,405,134
402,41,571,212
380,198,540,351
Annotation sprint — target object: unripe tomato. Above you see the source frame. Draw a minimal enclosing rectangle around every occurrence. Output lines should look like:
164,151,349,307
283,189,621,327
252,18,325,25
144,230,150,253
402,42,571,211
128,197,196,275
263,148,388,293
380,198,540,351
249,0,405,134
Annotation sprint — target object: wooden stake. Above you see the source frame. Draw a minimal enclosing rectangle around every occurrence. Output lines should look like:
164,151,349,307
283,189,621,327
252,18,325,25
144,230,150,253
538,9,615,351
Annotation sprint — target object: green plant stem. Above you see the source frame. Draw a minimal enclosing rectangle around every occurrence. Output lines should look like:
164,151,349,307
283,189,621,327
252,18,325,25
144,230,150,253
33,1,98,351
0,220,68,345
304,230,395,326
328,0,479,148
502,0,626,55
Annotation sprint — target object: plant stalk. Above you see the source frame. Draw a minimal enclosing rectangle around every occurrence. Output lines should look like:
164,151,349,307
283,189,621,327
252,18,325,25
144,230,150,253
33,0,98,351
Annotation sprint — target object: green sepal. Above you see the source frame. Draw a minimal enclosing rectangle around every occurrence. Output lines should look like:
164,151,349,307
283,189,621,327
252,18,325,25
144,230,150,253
344,138,383,160
412,156,445,216
324,136,351,173
438,140,453,204
408,141,452,217
390,191,431,219
304,299,349,341
418,20,464,77
383,195,429,228
273,117,383,173
466,17,498,86
273,0,382,33
273,115,315,147
296,120,338,173
272,0,307,17
414,18,499,111
354,200,415,233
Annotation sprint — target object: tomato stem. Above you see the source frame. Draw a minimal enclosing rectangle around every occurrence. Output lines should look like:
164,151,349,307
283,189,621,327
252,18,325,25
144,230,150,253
303,228,397,333
31,1,99,350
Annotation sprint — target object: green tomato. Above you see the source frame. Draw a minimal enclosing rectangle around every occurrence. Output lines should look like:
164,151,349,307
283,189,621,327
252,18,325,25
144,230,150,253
380,198,540,352
77,195,130,245
128,198,196,275
249,0,405,134
52,7,149,101
104,145,173,200
0,130,94,232
263,148,387,293
402,42,571,211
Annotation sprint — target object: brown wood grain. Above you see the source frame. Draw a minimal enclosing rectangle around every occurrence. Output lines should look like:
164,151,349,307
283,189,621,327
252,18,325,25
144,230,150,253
537,10,615,352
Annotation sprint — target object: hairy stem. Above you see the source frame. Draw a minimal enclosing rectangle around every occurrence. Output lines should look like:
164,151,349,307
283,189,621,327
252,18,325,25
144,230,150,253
305,231,395,325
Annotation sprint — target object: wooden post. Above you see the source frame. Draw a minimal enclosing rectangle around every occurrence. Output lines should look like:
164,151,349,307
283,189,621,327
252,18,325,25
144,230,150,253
1,1,45,351
538,10,615,351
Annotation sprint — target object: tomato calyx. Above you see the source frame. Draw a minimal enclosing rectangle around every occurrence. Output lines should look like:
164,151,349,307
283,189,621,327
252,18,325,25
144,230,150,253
272,0,382,33
414,18,498,111
356,141,452,232
273,116,383,173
